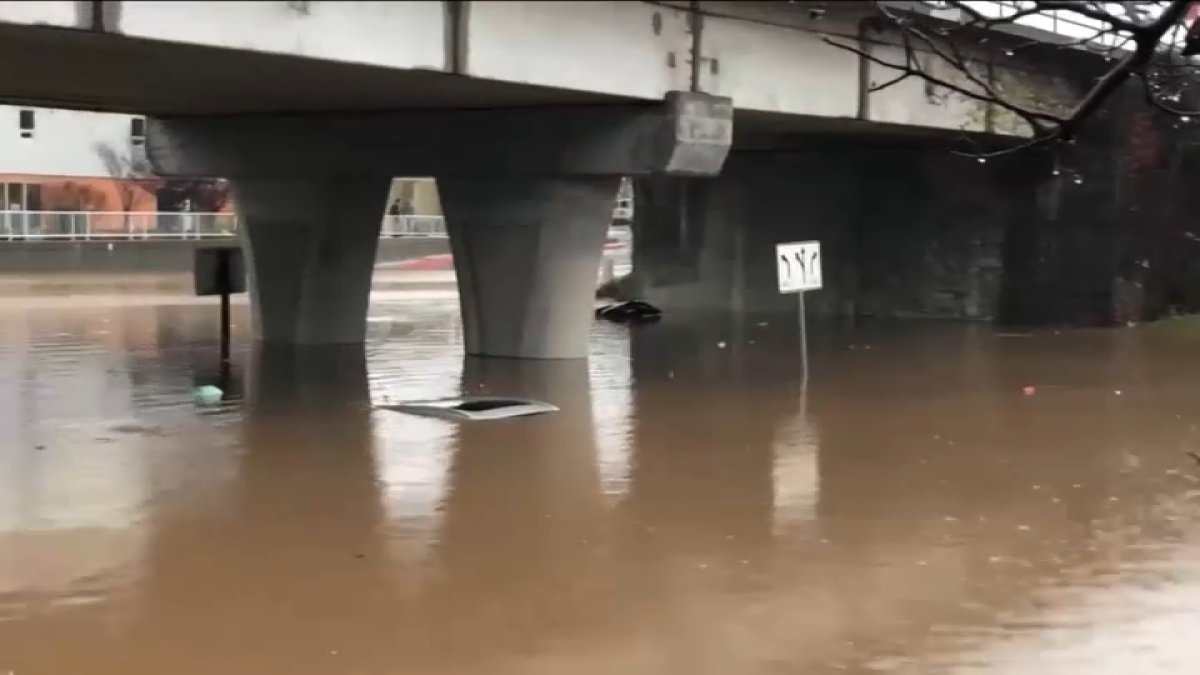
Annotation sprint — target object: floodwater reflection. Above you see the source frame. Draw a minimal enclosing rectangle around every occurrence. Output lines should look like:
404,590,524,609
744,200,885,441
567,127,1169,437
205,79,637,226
125,343,395,674
0,296,1199,674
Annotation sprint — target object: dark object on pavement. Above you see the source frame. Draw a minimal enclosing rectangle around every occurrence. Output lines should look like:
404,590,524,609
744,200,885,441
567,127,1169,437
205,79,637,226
596,300,662,323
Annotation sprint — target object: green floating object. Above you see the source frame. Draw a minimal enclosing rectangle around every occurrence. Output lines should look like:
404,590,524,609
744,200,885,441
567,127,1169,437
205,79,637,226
193,385,224,406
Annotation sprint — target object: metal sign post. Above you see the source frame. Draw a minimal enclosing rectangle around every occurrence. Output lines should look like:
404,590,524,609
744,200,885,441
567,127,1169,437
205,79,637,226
776,240,822,389
195,247,247,391
799,291,808,387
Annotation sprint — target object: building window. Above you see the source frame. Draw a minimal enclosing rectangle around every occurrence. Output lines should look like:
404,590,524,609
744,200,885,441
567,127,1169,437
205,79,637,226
18,109,34,139
4,182,26,210
131,117,146,146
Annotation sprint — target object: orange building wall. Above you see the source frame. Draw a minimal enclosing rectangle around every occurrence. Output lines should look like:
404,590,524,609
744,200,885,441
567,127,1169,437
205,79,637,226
1,174,234,233
2,173,159,211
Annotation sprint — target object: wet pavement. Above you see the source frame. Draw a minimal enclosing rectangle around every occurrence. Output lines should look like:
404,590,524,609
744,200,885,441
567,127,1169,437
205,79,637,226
1,280,1199,674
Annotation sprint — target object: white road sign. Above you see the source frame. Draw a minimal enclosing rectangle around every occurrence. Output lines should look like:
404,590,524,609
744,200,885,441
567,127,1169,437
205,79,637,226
776,241,822,293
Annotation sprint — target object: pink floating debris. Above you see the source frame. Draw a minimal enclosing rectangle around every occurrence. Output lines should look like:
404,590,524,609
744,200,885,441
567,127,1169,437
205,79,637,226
1022,386,1037,396
394,254,454,271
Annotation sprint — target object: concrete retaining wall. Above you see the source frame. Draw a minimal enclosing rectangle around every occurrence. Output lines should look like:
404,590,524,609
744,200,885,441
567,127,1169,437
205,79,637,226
634,143,1028,324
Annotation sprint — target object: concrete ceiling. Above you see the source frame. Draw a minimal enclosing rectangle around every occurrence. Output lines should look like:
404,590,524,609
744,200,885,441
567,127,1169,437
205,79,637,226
0,24,632,116
0,22,980,152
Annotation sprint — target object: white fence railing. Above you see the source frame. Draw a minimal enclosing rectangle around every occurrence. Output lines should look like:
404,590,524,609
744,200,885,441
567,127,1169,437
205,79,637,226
380,214,447,238
1,212,238,240
0,211,450,241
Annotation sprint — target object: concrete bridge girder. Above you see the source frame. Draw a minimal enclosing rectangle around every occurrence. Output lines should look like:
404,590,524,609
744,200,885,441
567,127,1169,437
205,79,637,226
0,1,1075,142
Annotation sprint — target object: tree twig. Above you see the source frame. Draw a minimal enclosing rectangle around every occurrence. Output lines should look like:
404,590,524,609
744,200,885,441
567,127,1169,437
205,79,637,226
949,129,1062,159
1035,0,1142,33
822,35,1060,136
832,0,1199,151
1138,72,1200,115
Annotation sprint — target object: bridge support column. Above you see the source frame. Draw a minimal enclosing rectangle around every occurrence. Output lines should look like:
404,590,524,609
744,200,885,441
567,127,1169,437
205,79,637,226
440,177,620,359
234,177,389,345
148,91,732,355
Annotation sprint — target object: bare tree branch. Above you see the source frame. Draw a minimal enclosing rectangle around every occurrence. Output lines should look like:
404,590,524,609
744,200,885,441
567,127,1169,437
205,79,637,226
951,128,1064,158
1051,0,1198,138
825,0,1199,154
1035,0,1142,33
902,20,1067,127
824,34,1053,126
1140,71,1200,113
94,142,154,216
1116,1,1155,27
944,1,1047,29
869,69,914,93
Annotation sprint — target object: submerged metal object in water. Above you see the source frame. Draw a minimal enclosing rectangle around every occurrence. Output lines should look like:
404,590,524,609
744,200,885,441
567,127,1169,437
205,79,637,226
596,300,662,323
380,396,559,421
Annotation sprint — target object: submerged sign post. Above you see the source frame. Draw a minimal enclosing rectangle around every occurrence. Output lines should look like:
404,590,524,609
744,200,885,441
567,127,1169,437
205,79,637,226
194,246,246,367
776,241,821,385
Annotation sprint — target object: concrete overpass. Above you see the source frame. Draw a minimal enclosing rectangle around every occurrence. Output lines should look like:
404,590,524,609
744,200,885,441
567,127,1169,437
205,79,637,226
0,1,1084,358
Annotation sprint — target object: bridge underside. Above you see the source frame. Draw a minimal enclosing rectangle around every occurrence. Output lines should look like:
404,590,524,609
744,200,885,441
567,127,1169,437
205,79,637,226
0,23,625,115
0,8,1106,360
0,22,982,148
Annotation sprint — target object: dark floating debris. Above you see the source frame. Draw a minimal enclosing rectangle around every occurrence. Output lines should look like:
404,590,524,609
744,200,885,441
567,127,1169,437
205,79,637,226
596,300,662,324
380,397,559,421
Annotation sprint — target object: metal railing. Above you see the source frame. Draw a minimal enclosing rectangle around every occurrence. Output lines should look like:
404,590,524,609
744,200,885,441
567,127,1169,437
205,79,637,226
989,1,1130,49
380,215,447,238
0,211,641,242
948,1,1184,52
0,211,451,241
1,211,238,240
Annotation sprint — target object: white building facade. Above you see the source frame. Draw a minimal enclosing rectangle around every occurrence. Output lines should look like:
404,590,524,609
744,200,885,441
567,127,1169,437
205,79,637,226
0,105,147,212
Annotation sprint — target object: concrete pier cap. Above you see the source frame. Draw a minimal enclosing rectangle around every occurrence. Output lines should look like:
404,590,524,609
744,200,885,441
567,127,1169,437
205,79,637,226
145,91,733,179
146,91,732,359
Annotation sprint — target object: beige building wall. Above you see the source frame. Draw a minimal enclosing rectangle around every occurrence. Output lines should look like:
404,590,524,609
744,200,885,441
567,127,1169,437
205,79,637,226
387,178,442,216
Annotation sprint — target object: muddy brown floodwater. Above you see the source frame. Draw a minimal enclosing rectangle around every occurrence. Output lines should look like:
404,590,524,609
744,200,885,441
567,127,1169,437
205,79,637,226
1,281,1200,675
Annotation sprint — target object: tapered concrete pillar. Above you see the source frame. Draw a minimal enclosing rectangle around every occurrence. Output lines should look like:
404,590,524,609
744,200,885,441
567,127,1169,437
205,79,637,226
149,92,731,354
234,177,389,345
440,177,620,359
